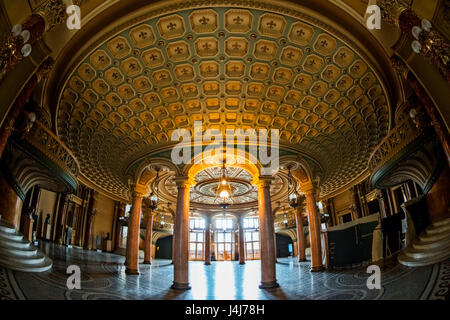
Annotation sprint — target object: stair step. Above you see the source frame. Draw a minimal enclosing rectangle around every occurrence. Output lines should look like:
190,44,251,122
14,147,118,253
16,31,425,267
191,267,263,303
0,238,31,250
0,244,37,257
431,218,450,228
398,249,450,267
0,231,24,242
412,236,450,250
0,256,53,272
419,231,450,243
425,223,450,235
0,251,45,265
0,224,16,234
404,245,450,259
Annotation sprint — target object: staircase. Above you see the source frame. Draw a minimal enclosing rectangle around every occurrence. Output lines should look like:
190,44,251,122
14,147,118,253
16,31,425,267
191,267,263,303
0,220,53,272
398,217,450,267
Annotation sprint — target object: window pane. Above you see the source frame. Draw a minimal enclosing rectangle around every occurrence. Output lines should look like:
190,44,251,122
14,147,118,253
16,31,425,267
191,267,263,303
196,243,203,255
197,232,203,242
189,220,194,229
190,233,196,242
245,231,252,242
216,219,222,229
227,220,233,229
249,219,254,228
218,233,224,242
200,219,205,229
246,242,253,253
244,219,249,228
253,242,259,253
253,231,259,241
190,243,196,251
254,219,259,228
225,233,231,242
218,243,224,253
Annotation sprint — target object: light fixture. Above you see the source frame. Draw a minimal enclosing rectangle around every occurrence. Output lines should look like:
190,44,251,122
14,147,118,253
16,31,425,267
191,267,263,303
216,161,232,209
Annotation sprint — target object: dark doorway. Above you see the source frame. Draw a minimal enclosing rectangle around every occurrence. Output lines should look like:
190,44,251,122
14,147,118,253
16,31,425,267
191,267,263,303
342,213,352,223
275,233,293,258
367,200,380,215
155,235,173,259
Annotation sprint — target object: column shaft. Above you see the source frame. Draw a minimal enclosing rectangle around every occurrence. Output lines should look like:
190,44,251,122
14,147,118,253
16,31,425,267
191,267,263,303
204,218,211,265
238,217,245,264
305,190,323,271
257,178,279,288
143,213,153,264
126,192,143,275
172,179,191,290
295,206,307,262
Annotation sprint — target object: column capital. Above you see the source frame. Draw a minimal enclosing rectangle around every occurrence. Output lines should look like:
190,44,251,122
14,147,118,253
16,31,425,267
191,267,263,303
132,190,144,198
174,175,192,188
255,175,274,188
301,181,315,194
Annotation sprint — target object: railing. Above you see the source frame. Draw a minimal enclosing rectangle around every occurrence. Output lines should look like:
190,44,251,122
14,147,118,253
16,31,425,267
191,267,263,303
24,119,79,180
368,115,427,177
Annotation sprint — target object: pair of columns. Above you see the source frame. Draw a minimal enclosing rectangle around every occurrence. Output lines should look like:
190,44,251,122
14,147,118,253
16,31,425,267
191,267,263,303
203,216,246,266
170,175,279,289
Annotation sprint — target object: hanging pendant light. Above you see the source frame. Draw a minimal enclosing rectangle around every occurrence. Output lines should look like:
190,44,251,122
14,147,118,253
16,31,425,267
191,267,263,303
217,161,232,209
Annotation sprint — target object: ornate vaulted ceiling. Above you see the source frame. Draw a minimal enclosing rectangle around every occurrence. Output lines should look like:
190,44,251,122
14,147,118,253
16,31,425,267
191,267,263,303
55,2,391,200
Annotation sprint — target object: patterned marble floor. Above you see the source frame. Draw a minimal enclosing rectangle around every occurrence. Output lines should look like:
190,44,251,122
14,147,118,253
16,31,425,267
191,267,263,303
0,242,448,300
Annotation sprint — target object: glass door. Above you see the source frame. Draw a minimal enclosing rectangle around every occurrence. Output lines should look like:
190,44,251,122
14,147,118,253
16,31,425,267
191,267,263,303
189,231,204,260
215,231,234,261
245,230,260,260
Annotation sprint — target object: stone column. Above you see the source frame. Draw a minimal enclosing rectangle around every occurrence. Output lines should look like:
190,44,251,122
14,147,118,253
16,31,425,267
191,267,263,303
0,171,22,229
295,206,307,262
143,211,154,264
377,189,391,218
83,190,97,250
114,203,125,250
293,241,298,257
257,176,279,289
126,191,143,275
171,177,191,290
238,216,245,264
204,216,211,265
304,182,323,272
55,193,69,244
351,186,363,219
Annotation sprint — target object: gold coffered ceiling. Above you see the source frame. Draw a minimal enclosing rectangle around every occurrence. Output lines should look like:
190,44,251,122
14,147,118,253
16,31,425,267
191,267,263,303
55,2,391,199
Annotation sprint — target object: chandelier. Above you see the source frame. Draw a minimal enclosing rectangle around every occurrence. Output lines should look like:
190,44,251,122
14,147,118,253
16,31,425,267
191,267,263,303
216,162,233,209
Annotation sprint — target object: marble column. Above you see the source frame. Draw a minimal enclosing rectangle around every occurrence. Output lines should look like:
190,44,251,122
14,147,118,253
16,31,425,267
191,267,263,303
295,206,307,262
351,186,363,219
114,203,125,250
126,191,143,275
83,190,97,250
172,177,191,290
238,216,245,264
293,241,298,257
204,216,211,265
143,212,154,264
257,176,279,289
304,182,323,272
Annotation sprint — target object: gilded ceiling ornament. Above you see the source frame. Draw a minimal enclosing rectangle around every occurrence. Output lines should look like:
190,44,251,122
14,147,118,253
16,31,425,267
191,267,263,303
377,0,409,26
34,0,66,32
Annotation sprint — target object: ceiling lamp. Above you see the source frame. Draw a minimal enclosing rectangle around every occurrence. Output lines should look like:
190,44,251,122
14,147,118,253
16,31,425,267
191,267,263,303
217,162,233,209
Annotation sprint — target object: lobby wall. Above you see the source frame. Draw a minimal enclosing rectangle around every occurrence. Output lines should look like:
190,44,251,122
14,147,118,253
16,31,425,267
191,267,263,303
92,193,115,241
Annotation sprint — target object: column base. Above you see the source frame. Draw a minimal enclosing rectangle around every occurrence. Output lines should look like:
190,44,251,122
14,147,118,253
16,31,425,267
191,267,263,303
239,261,245,265
298,257,307,262
171,282,191,290
310,265,324,272
143,261,151,265
259,281,280,289
125,268,140,275
204,261,211,265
